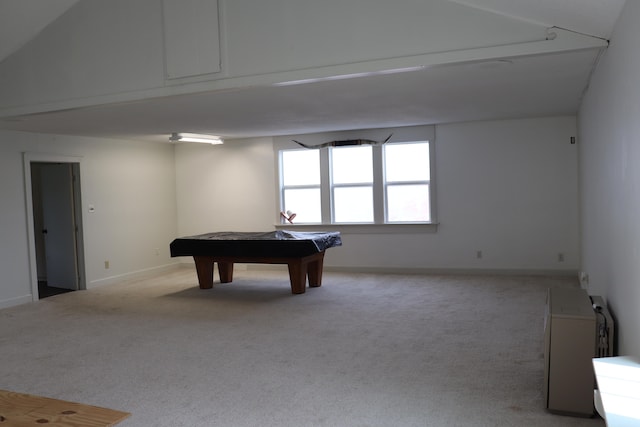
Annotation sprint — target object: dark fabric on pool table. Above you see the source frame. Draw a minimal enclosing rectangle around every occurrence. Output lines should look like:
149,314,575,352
170,230,341,258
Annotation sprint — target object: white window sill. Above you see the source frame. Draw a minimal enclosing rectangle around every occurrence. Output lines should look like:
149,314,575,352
593,356,640,426
274,222,438,234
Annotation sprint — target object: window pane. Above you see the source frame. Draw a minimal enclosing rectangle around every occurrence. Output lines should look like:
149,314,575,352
333,186,373,223
283,188,321,223
331,146,372,184
387,184,430,222
282,150,320,186
385,142,430,182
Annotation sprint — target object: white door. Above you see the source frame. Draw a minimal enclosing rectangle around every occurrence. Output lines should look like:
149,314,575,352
40,163,79,290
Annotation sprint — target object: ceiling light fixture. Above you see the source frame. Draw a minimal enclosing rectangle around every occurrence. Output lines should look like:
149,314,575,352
169,132,223,144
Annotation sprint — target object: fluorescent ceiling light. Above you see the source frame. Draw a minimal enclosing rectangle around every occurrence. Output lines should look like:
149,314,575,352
170,132,223,144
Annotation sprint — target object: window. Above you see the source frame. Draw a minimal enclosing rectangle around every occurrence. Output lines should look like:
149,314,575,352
277,129,434,225
384,142,431,222
331,146,374,223
280,150,322,223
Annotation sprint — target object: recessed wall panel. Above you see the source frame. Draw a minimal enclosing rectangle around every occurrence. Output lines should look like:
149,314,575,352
163,0,221,79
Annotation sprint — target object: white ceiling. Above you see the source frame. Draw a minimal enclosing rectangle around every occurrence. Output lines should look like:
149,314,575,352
0,0,627,142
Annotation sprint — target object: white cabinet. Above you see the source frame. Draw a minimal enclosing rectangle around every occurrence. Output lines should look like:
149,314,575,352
544,288,596,416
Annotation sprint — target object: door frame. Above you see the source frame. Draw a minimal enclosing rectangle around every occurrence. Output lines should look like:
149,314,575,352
23,152,87,301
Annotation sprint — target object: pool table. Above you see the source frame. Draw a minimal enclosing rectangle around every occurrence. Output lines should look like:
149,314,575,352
170,230,342,294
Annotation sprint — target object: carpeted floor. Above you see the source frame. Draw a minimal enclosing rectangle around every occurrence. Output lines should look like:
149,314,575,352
0,267,605,426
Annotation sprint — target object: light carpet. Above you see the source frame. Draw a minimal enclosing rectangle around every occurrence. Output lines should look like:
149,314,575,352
0,267,605,426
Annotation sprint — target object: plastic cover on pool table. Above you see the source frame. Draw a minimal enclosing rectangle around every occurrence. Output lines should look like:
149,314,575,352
170,230,342,258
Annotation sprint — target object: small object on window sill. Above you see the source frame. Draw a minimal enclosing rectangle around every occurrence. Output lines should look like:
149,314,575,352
280,210,297,223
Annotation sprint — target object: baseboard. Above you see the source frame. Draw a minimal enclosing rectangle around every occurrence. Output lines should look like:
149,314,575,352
246,264,578,277
0,294,33,310
326,266,579,276
88,262,182,288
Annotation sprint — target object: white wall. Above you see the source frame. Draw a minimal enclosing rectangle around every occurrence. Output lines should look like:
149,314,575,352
1,115,578,309
175,117,579,273
174,137,277,236
0,130,178,309
579,0,640,356
429,117,579,271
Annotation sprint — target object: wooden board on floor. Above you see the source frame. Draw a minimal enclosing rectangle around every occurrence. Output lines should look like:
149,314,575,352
0,389,130,426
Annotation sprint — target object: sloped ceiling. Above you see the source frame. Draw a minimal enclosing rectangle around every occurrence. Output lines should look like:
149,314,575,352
449,0,624,39
0,0,79,63
0,0,624,64
0,0,627,142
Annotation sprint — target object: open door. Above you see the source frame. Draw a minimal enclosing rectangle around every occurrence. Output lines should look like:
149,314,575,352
39,163,79,290
24,154,86,301
30,162,84,295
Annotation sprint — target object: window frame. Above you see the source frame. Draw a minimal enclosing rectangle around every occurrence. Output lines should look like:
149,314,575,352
382,141,432,223
329,144,375,224
279,149,322,223
274,126,437,232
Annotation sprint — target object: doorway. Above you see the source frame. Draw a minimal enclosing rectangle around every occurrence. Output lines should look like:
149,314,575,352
24,154,86,300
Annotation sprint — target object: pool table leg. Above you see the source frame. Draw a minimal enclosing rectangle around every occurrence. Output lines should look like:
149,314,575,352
287,252,326,294
193,256,214,289
217,262,234,283
287,261,307,294
195,252,325,294
307,252,325,288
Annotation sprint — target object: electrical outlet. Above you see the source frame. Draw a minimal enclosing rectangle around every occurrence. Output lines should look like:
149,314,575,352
558,253,565,262
476,250,483,259
580,275,589,290
580,272,589,282
104,260,110,269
